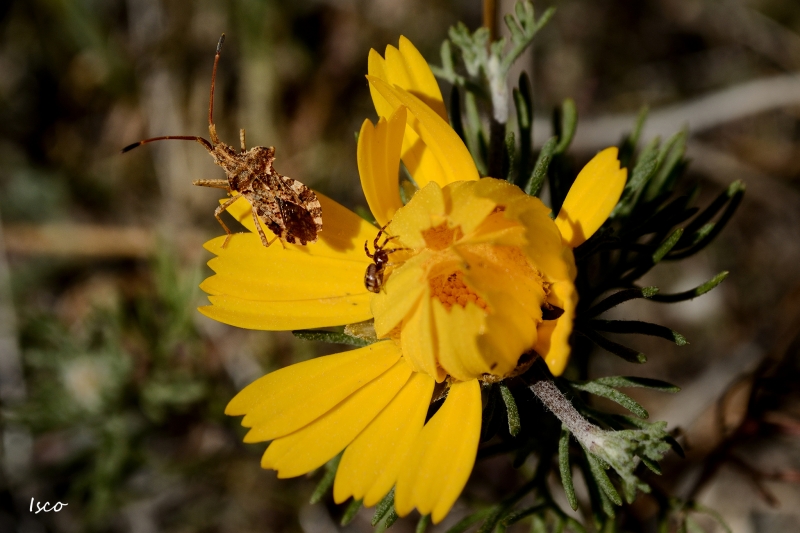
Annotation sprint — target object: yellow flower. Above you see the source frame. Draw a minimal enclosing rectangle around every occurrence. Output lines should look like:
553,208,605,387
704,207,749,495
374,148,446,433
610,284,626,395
202,37,626,523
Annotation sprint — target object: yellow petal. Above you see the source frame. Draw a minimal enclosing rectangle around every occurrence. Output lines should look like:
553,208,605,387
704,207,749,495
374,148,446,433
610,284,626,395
479,289,538,374
445,180,499,237
358,107,406,227
369,50,445,190
333,372,435,506
397,36,447,120
370,250,430,338
227,342,401,441
199,191,379,330
533,271,578,376
465,178,569,280
395,379,482,523
432,299,491,381
386,180,447,250
399,127,447,189
400,288,446,382
260,359,413,478
201,240,369,301
368,38,446,122
367,77,479,186
199,292,372,331
368,48,395,120
555,147,627,248
368,42,446,189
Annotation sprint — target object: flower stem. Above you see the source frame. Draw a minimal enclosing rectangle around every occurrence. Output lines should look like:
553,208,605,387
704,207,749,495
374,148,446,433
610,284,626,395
529,377,599,447
483,0,497,42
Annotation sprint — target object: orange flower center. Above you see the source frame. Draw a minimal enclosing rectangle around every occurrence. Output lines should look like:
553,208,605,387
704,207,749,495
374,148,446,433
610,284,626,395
428,271,488,311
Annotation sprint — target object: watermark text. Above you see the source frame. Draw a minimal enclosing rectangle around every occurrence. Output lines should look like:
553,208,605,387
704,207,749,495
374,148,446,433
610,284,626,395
30,498,68,513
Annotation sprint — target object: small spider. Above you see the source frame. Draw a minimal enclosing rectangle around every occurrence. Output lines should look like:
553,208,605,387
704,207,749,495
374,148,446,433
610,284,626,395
364,223,409,293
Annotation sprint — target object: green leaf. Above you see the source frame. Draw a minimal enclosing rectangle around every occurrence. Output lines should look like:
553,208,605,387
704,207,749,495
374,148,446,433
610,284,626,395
578,328,647,364
685,516,706,533
372,488,395,526
465,91,488,176
649,271,729,303
554,99,577,154
612,136,660,218
500,504,547,526
292,329,370,347
618,106,648,169
571,381,648,419
444,508,494,533
377,507,399,532
514,72,533,182
531,514,548,533
310,454,341,504
341,499,363,526
434,40,460,85
645,130,687,200
582,287,659,318
690,502,733,533
559,426,578,510
652,228,683,263
592,376,680,393
476,507,504,533
416,514,431,533
585,450,622,508
525,136,557,196
504,13,524,43
499,384,521,436
500,4,555,72
681,180,744,239
624,195,697,238
586,320,688,346
666,435,685,458
565,516,588,533
514,73,532,130
669,182,745,260
641,456,662,475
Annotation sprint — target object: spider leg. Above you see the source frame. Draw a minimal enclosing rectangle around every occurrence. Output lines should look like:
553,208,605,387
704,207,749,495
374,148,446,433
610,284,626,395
374,221,393,248
364,240,374,259
385,247,411,256
380,234,400,248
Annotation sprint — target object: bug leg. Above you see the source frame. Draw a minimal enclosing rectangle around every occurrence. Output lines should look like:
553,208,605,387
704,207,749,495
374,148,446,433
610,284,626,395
251,207,270,247
193,179,230,190
215,194,241,247
364,240,374,258
240,129,246,152
268,235,286,249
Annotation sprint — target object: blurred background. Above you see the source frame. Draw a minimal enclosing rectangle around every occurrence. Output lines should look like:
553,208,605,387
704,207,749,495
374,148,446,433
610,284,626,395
0,0,799,532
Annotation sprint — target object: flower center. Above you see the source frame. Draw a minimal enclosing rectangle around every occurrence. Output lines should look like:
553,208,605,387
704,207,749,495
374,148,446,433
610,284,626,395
429,271,488,311
421,222,463,251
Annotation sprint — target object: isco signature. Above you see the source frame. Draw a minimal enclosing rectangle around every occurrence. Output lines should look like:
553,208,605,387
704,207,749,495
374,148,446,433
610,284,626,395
30,498,68,513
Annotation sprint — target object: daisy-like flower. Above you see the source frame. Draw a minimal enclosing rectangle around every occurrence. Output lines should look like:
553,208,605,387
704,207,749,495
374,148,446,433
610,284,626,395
203,37,626,523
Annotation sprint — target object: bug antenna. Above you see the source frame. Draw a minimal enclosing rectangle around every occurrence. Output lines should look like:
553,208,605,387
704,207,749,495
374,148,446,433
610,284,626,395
208,33,225,144
120,136,214,154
